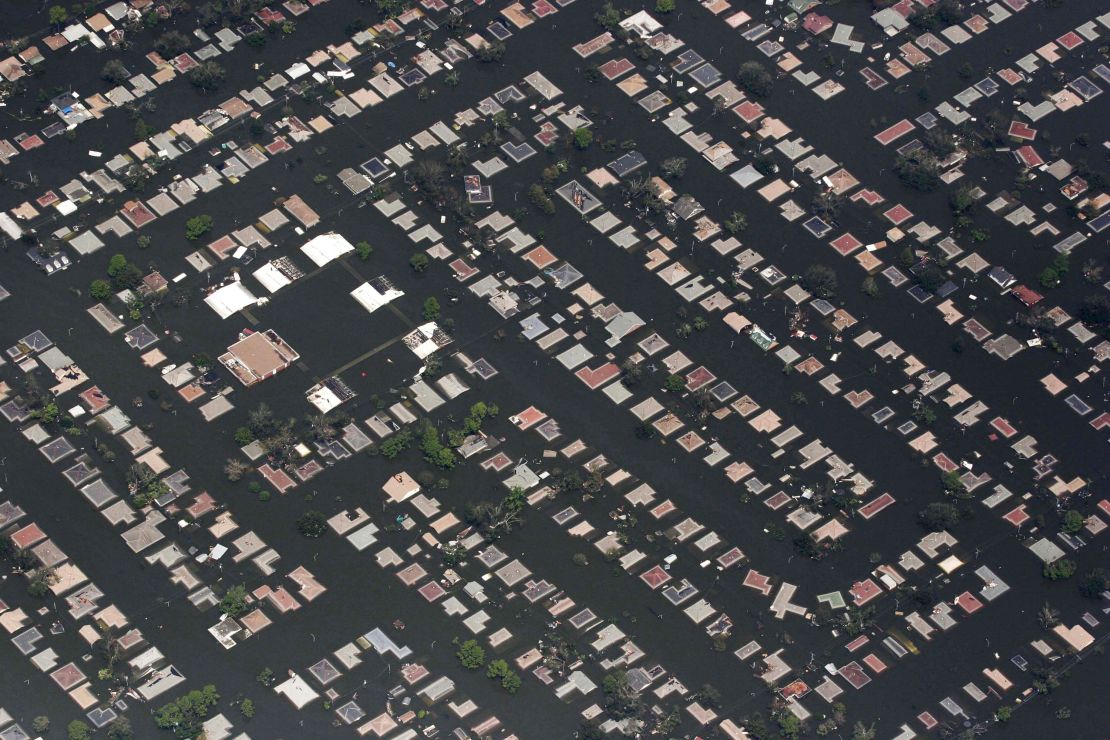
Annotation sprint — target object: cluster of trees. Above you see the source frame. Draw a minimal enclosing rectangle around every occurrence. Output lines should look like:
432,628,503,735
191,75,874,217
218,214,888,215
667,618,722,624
486,658,522,694
453,641,522,695
127,462,170,508
622,177,667,214
106,252,143,291
1039,253,1069,290
296,511,327,538
153,685,220,738
465,486,527,542
602,671,644,719
1081,294,1110,327
894,151,941,192
0,534,39,572
1043,558,1076,581
917,502,960,532
476,41,506,63
219,584,249,617
528,184,556,215
738,61,774,98
380,428,414,459
724,211,748,234
908,0,967,32
444,401,499,447
802,264,838,299
660,156,687,179
101,59,130,85
187,62,226,93
245,403,298,462
420,424,456,469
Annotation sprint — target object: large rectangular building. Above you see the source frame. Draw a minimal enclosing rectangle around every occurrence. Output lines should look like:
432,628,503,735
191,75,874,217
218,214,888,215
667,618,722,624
219,329,299,387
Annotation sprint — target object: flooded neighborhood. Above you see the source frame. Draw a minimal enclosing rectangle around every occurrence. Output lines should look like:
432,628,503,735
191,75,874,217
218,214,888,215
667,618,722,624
0,0,1107,738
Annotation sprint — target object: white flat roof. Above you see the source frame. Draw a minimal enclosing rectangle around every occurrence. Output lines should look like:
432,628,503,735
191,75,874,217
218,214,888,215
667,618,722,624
204,281,258,319
351,280,404,313
300,232,354,266
253,261,292,293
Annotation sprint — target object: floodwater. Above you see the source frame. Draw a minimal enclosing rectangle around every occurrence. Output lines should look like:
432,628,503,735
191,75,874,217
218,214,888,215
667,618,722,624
0,0,1107,737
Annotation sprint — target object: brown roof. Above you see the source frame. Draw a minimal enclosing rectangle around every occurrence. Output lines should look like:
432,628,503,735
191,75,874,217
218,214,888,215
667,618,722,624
220,330,299,385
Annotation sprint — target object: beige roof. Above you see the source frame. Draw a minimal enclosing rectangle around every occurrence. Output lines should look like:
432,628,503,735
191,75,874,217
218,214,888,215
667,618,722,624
221,330,299,385
382,472,420,503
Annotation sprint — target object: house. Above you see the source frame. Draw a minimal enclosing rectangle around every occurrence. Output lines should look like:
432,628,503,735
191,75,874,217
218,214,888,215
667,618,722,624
26,246,71,275
382,471,420,503
140,271,169,297
219,329,300,386
987,266,1016,290
1060,176,1087,201
1014,145,1044,169
802,13,833,35
1010,284,1043,307
870,7,909,35
672,195,704,221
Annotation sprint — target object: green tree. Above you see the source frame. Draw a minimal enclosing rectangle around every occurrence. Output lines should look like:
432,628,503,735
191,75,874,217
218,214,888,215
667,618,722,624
240,699,255,719
90,279,112,300
153,685,220,737
656,0,676,13
105,716,133,739
1061,510,1084,534
724,211,747,234
234,427,255,446
456,638,485,669
1078,568,1109,598
664,374,686,392
107,253,128,276
1043,558,1076,581
1080,294,1110,326
48,5,68,26
28,566,58,597
595,3,621,30
912,405,936,425
187,61,226,93
296,511,327,538
500,670,522,694
851,721,877,740
31,717,49,733
410,253,430,272
528,184,556,215
941,469,965,494
917,502,959,532
895,152,941,191
355,241,373,261
185,214,213,240
475,41,505,63
738,61,773,97
661,157,687,179
573,128,594,150
154,31,190,57
66,720,90,740
219,584,249,617
802,264,837,298
1039,267,1061,289
776,712,802,739
423,296,441,321
101,59,129,84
